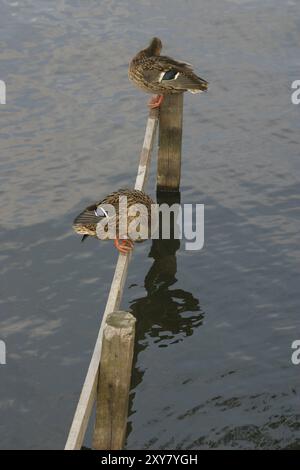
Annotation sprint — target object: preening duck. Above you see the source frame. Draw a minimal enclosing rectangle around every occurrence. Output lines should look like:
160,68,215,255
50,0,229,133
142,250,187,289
128,37,208,108
73,189,155,254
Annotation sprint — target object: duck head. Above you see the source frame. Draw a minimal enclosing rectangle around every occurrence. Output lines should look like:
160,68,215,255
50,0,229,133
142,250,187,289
146,37,162,56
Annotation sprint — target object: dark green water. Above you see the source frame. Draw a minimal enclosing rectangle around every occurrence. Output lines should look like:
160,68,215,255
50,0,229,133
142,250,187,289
0,0,300,449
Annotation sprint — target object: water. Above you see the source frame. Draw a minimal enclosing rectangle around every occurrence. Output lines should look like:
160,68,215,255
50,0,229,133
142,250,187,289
0,0,300,449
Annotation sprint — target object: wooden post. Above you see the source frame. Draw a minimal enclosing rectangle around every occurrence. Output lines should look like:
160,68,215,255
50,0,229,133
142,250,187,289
157,94,183,192
92,311,136,450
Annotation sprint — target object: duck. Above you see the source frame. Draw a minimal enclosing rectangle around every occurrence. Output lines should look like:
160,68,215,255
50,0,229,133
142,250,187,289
128,37,208,108
72,188,155,254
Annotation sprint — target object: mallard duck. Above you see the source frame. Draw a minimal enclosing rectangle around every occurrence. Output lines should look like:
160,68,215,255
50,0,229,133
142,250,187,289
129,37,208,108
73,189,155,254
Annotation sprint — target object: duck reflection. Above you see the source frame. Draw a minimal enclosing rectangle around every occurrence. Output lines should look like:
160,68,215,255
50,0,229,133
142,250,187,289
131,236,203,349
129,191,205,390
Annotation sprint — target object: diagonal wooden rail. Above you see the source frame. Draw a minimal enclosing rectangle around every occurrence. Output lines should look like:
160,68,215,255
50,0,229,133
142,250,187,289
65,108,159,450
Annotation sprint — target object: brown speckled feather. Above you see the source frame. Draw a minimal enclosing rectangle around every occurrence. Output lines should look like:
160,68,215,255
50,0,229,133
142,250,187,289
129,37,208,95
73,189,155,242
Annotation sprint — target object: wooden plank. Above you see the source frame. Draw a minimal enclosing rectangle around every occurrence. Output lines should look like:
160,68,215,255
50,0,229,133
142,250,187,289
64,255,130,450
65,108,159,450
157,94,183,192
92,311,136,450
135,108,159,191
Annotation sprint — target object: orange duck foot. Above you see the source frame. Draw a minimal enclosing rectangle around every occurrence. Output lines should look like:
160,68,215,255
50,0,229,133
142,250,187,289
114,238,134,254
148,94,164,109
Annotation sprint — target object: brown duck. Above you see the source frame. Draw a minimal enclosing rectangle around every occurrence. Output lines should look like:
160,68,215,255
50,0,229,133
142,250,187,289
129,37,208,108
73,189,154,254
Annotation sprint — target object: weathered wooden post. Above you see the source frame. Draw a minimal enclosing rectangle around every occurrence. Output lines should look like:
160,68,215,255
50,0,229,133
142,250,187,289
157,94,183,192
92,311,136,450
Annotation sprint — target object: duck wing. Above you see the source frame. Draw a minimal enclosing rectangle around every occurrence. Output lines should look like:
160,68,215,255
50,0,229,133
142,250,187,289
73,203,107,226
142,56,208,93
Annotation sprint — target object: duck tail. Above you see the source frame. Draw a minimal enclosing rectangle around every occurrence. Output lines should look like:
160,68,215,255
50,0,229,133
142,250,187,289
190,75,209,92
73,204,106,239
165,69,208,94
73,208,99,226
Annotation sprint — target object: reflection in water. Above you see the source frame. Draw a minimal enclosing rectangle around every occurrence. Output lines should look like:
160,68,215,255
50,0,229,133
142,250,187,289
127,192,205,440
131,237,203,349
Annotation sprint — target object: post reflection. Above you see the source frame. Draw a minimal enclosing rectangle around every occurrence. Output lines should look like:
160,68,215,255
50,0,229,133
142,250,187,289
127,192,205,438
